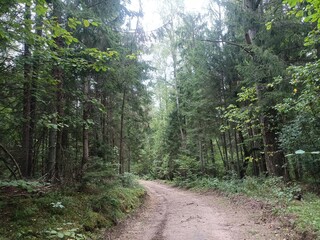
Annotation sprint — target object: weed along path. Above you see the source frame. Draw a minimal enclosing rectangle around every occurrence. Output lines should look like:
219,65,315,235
105,180,290,240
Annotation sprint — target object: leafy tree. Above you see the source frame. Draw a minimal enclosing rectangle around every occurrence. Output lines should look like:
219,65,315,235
0,0,151,183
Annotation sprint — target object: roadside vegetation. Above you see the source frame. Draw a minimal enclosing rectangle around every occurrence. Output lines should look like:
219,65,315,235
0,0,148,239
168,176,320,238
0,173,144,240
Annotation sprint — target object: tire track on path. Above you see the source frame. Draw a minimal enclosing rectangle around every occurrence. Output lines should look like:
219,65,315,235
105,180,290,240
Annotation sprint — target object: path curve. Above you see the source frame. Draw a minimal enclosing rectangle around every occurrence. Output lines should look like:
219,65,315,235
105,180,288,240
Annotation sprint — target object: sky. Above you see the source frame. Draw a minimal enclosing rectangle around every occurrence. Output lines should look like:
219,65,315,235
129,0,209,31
126,0,210,106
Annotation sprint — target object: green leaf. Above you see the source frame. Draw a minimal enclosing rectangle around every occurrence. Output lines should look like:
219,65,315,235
68,18,78,29
91,21,99,27
126,54,137,60
285,0,301,7
57,232,64,238
83,19,90,28
265,21,272,31
35,4,47,16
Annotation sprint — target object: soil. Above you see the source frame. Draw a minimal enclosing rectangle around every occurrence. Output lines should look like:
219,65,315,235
105,180,297,240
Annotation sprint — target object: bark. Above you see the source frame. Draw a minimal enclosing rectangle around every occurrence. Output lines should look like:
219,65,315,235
54,62,64,180
234,129,241,177
106,94,115,160
50,0,64,181
29,0,45,175
227,126,235,171
222,132,229,171
209,139,216,176
199,139,204,173
216,138,225,166
127,146,131,173
119,88,126,174
47,122,57,180
239,130,250,178
22,3,33,178
102,94,107,143
259,106,286,177
95,81,103,146
82,77,90,174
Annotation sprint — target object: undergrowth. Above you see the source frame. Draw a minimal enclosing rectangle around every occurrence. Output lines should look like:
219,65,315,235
0,173,145,240
172,176,320,238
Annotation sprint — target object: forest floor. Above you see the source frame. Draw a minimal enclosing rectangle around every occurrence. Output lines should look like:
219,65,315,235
104,180,299,240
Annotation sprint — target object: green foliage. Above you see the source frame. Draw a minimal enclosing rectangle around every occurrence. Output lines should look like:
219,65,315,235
0,179,145,239
173,176,301,204
89,186,145,224
288,193,320,235
152,154,171,180
0,180,46,193
173,177,220,189
119,172,139,188
45,225,86,240
284,0,320,46
0,0,150,182
173,154,200,180
277,60,320,180
82,157,118,186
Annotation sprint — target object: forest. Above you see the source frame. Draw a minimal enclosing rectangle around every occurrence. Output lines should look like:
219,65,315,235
1,0,320,239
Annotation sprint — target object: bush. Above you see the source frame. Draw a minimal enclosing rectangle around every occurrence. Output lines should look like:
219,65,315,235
174,155,200,180
119,172,139,188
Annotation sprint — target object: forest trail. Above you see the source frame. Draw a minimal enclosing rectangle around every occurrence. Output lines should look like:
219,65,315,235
105,180,288,240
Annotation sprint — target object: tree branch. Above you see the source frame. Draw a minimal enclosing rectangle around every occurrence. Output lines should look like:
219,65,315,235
0,144,22,179
198,39,254,56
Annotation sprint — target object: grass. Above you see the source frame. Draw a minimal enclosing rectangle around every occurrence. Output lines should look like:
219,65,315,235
172,176,320,238
0,174,145,240
287,193,320,237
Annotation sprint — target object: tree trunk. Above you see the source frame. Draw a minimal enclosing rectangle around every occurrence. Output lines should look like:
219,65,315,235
47,124,57,180
127,146,131,173
234,129,241,177
222,132,229,171
168,19,185,147
199,139,204,173
244,0,287,178
52,0,65,181
54,66,64,180
209,139,216,176
82,76,90,175
259,106,286,177
239,130,249,178
119,88,126,174
21,3,33,178
227,126,235,172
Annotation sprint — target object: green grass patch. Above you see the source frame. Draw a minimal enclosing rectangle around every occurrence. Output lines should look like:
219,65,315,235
0,175,145,240
287,193,320,236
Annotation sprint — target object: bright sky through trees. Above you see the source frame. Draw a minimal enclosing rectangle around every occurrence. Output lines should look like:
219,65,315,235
129,0,209,31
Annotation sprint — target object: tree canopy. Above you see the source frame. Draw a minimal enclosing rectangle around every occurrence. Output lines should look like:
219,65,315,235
1,0,320,185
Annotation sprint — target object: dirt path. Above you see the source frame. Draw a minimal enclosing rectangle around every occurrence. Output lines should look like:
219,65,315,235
105,180,290,240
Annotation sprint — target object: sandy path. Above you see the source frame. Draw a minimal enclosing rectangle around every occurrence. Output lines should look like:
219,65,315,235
105,180,287,240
